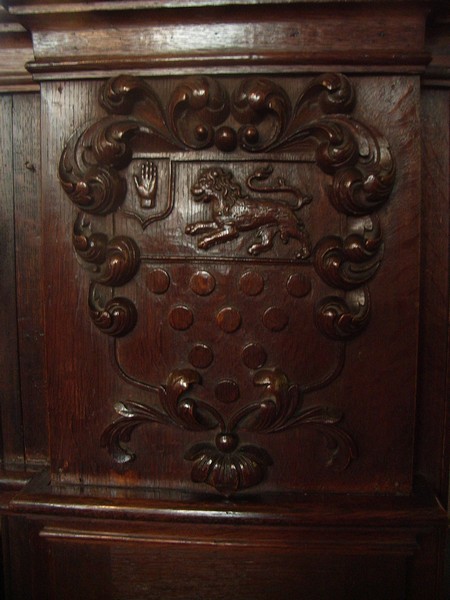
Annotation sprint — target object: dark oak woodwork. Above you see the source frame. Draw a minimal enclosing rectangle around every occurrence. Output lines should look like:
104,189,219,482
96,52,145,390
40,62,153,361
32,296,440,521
0,6,37,92
0,1,449,598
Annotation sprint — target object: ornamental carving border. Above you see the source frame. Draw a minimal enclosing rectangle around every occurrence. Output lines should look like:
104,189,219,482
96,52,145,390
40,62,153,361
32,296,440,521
59,73,395,496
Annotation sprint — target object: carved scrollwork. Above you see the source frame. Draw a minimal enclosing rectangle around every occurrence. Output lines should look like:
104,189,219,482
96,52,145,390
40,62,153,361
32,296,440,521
101,399,174,464
231,78,291,151
326,119,396,215
168,76,230,150
73,214,141,286
229,368,356,471
100,75,167,126
60,72,395,217
59,117,141,216
314,217,383,289
290,72,356,124
101,369,220,463
73,213,108,266
315,288,371,340
89,285,137,337
102,361,355,495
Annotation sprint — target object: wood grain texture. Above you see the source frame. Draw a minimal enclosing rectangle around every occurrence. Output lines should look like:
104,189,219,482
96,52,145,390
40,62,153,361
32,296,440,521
0,7,38,91
7,3,429,78
417,89,450,508
424,6,450,87
0,95,25,468
12,93,48,466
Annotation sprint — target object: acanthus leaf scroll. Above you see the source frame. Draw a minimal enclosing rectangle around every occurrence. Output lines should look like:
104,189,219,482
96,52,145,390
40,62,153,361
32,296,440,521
59,73,395,496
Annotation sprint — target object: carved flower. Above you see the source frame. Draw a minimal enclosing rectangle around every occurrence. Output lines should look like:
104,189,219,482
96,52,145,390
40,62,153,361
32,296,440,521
185,433,272,496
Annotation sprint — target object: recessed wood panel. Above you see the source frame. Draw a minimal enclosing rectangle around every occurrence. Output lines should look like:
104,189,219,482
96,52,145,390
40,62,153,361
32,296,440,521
42,73,420,496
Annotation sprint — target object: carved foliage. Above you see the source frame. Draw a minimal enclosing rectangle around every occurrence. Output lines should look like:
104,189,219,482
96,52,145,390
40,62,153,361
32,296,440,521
314,217,383,290
73,214,140,336
103,363,356,496
74,214,140,287
89,286,137,338
315,289,371,340
59,72,395,218
168,76,231,150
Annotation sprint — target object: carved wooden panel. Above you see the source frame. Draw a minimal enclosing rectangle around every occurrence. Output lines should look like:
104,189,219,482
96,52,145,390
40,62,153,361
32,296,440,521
48,73,420,496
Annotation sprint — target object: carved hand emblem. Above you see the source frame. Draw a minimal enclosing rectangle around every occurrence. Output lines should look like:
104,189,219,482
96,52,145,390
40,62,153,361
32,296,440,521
134,160,157,208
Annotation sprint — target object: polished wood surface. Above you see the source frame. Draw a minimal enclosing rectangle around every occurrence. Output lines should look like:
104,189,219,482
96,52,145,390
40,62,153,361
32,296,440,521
0,1,448,598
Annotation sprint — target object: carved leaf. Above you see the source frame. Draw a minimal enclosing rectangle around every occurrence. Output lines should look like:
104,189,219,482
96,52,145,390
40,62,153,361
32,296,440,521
231,78,291,151
185,442,272,496
327,119,396,215
229,368,300,432
59,117,139,215
59,151,127,216
101,75,165,123
315,288,371,340
159,369,223,431
73,214,140,286
73,213,108,265
308,423,358,471
314,219,383,289
289,72,355,131
168,77,230,149
101,400,173,464
89,289,137,337
99,236,140,286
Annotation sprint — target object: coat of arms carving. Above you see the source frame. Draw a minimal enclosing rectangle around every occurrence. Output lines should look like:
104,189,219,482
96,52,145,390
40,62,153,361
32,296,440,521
59,72,394,496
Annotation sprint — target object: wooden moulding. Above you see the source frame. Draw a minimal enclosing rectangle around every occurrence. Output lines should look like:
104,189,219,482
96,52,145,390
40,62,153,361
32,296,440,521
0,6,37,92
6,471,447,528
423,6,450,87
5,1,431,79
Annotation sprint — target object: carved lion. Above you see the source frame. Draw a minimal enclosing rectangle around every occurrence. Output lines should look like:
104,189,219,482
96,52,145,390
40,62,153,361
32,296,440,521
185,167,311,259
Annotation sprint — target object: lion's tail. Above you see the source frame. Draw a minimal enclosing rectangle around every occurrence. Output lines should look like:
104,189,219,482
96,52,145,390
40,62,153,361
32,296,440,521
294,194,312,210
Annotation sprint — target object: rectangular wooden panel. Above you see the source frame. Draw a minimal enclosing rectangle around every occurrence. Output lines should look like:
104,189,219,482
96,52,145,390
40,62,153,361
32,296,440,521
12,92,48,465
43,73,421,497
417,88,450,502
0,95,24,468
45,534,410,600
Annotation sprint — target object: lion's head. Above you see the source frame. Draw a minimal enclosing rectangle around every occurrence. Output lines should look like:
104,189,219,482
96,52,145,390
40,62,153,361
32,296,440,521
191,168,245,205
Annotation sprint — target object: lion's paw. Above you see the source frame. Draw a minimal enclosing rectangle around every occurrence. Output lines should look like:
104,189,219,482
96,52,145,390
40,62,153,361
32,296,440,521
296,246,311,260
248,245,262,256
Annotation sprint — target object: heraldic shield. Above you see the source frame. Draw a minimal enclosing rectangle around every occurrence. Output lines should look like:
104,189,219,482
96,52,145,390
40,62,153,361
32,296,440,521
59,72,397,497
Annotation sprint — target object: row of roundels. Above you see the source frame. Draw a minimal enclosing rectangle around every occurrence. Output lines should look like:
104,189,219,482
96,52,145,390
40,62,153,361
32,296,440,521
147,268,312,298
